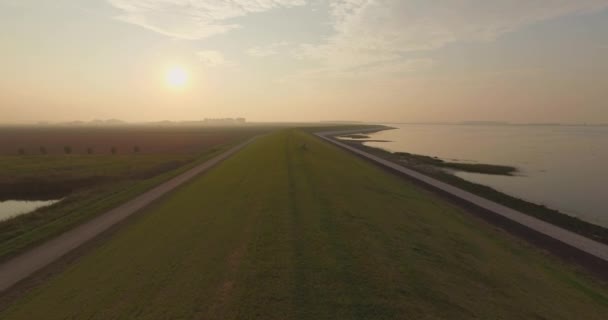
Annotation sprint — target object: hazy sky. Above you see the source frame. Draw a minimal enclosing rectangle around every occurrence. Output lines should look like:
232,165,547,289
1,0,607,123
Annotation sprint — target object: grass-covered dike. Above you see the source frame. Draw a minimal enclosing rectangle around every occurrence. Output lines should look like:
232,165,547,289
337,133,608,244
0,126,273,262
1,129,606,319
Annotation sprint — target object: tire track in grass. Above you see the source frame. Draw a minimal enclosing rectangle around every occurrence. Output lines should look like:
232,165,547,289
2,130,608,319
228,132,296,320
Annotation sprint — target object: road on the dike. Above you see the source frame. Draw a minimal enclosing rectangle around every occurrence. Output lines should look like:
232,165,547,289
0,137,257,293
316,129,608,264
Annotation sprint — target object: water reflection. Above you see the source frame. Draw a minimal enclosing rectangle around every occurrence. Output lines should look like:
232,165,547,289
365,124,608,227
0,199,61,221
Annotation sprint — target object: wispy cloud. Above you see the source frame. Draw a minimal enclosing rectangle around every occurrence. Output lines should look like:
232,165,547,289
296,0,608,73
107,0,608,77
196,50,232,67
282,58,434,85
107,0,307,39
247,41,291,57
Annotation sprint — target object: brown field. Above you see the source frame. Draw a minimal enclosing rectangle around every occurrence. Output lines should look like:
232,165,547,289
0,126,256,155
0,125,271,199
0,125,271,261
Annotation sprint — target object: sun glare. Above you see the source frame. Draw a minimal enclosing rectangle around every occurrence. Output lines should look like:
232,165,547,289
165,66,188,88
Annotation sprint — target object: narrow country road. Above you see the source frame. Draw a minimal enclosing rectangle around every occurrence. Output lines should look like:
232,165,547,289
316,129,608,263
0,137,256,293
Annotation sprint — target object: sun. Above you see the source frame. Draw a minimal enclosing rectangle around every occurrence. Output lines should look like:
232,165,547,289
165,66,188,88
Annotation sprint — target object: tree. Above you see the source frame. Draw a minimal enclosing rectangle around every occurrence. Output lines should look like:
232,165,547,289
18,148,25,155
133,146,140,153
64,146,72,154
86,147,93,155
111,146,117,155
39,146,47,155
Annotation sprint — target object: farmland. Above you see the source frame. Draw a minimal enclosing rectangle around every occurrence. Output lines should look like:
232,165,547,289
2,129,606,319
0,126,238,155
0,125,269,261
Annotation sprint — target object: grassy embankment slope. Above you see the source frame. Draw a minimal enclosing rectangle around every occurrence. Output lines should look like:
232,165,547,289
0,127,266,262
0,151,222,262
339,137,608,243
2,129,607,319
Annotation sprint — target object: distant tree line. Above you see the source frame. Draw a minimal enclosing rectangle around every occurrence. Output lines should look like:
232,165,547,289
16,145,142,155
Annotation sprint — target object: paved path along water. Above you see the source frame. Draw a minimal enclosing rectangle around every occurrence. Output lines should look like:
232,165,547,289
0,138,256,293
317,129,608,263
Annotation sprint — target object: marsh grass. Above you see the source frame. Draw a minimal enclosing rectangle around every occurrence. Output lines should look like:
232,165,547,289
393,151,517,175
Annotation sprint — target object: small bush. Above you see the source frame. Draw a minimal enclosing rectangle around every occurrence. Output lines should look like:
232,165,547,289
86,147,93,155
64,146,72,154
111,147,117,155
18,148,25,155
40,146,47,154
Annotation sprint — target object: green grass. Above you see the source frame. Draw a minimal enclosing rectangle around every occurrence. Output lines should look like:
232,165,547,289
0,126,277,261
339,134,371,139
2,129,607,319
392,151,517,175
0,154,193,200
0,144,235,262
441,161,516,175
0,154,191,181
347,140,608,244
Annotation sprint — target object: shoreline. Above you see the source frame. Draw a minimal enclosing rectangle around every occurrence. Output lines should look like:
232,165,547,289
316,128,608,279
325,126,608,245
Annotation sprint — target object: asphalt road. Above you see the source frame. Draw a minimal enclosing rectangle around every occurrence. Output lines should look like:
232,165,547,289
0,137,256,293
317,129,608,263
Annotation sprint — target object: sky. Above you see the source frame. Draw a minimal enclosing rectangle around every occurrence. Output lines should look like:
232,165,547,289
1,0,607,124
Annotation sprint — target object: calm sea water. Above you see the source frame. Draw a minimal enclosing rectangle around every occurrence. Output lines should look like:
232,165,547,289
0,199,60,222
365,124,608,228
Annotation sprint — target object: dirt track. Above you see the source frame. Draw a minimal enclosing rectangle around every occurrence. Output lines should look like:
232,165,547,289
0,138,255,293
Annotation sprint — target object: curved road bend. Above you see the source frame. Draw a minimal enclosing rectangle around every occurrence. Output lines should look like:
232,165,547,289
0,137,257,293
316,129,608,263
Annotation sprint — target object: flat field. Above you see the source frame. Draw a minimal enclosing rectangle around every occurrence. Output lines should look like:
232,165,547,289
0,126,242,155
0,125,267,261
0,154,192,199
1,129,606,319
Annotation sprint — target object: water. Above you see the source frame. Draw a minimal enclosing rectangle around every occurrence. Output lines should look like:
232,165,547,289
364,124,608,228
0,199,61,222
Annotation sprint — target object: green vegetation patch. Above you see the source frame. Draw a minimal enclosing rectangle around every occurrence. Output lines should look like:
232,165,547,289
0,126,274,261
339,134,371,139
0,154,192,200
0,146,232,262
2,130,607,319
393,151,517,175
343,140,608,244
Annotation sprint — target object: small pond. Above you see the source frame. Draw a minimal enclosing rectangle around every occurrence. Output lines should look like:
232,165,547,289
0,199,61,222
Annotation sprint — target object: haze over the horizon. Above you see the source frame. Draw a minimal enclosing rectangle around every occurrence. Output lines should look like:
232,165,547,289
1,1,608,124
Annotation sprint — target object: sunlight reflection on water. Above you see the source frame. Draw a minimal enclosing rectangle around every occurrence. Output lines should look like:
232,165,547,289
364,124,608,227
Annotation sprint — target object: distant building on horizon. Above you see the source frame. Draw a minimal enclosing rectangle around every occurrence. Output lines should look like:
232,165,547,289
203,118,246,125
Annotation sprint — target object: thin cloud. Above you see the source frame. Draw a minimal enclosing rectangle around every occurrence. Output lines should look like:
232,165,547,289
197,50,232,67
281,58,434,85
297,0,608,72
107,0,307,39
247,42,291,57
